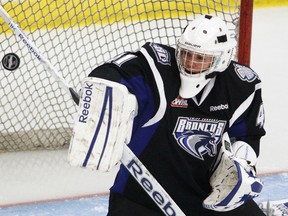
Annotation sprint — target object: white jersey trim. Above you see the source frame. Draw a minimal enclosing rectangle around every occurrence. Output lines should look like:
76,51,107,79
140,47,167,127
192,77,216,105
113,54,137,67
229,83,262,127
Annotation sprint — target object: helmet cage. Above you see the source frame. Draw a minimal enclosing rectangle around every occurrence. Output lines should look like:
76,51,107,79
176,42,223,77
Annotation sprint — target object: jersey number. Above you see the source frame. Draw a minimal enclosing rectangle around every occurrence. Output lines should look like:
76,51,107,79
256,103,265,128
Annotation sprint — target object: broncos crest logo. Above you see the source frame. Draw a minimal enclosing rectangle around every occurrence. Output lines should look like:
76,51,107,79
173,117,226,160
177,130,218,160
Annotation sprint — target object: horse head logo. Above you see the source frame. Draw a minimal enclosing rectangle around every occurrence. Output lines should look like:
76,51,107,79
177,130,217,160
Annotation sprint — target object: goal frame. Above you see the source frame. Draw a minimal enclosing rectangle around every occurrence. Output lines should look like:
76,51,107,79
238,0,254,66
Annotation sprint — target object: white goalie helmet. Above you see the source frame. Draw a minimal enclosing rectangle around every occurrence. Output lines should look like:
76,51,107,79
176,15,237,98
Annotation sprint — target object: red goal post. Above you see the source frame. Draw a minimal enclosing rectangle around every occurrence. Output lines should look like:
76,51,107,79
238,0,254,66
0,0,253,153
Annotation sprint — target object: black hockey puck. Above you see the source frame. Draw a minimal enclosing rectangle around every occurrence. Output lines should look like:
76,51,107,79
2,53,20,71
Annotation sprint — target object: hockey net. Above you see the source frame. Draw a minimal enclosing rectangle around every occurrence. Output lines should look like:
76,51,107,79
0,0,251,153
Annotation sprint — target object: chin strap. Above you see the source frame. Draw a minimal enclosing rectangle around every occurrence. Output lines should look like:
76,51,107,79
205,71,220,79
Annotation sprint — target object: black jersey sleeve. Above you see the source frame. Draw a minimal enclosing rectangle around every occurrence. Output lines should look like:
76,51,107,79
225,62,266,156
228,89,265,155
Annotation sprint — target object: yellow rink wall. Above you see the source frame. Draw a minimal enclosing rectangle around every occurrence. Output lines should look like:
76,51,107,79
255,0,288,7
0,0,240,28
0,0,287,32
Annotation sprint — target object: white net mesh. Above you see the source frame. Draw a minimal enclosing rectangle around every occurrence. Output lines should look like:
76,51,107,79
0,0,241,152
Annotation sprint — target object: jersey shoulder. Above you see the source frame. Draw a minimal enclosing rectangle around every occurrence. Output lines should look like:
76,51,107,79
88,49,146,81
90,42,177,78
221,61,262,94
141,42,176,66
140,42,179,84
226,61,261,84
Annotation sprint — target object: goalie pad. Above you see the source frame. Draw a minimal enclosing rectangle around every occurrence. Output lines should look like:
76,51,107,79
68,77,138,172
203,133,263,212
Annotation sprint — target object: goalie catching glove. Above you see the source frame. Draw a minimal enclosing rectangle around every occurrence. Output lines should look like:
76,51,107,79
203,133,263,212
68,77,138,172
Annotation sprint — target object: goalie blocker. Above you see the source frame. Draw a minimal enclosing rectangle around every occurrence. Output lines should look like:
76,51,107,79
68,77,138,171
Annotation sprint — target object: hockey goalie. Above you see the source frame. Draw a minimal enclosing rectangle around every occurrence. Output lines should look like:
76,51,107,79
68,15,266,215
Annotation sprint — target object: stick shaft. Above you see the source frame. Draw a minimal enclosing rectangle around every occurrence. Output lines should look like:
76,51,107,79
121,145,185,215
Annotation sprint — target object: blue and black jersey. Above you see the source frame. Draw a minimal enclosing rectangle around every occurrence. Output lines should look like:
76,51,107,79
88,42,266,215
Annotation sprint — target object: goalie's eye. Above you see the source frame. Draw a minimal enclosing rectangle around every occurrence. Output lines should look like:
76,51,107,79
180,50,215,74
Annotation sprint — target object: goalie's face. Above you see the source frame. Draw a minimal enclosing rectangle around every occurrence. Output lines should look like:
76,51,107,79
180,49,215,75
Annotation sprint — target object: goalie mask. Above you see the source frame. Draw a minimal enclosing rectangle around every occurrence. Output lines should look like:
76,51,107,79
176,15,237,98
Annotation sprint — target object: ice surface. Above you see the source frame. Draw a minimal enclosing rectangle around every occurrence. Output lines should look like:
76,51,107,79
1,174,287,215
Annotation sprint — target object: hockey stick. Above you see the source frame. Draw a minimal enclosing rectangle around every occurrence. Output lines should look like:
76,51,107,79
0,5,185,216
